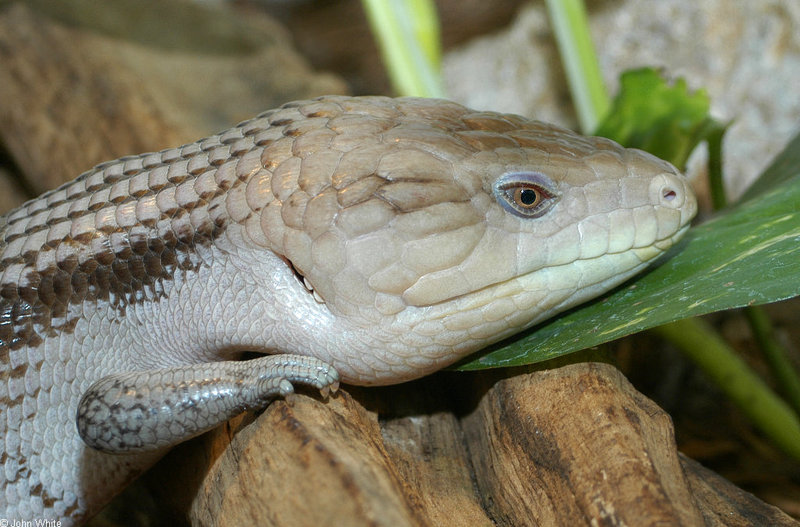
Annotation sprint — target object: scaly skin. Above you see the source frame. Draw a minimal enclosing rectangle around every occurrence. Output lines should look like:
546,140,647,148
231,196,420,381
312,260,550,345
0,96,696,523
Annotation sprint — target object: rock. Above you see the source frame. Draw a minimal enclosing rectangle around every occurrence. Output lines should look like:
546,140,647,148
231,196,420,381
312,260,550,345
443,0,800,199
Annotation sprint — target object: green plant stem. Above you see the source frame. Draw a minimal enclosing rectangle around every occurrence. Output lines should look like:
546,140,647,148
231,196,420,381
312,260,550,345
654,318,800,460
360,0,445,98
745,306,800,416
544,0,609,133
706,121,728,210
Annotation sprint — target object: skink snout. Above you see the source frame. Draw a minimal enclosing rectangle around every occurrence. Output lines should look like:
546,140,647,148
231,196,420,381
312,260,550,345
649,171,698,226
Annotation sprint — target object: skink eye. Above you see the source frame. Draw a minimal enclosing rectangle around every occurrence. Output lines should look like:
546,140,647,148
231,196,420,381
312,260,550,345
494,172,560,218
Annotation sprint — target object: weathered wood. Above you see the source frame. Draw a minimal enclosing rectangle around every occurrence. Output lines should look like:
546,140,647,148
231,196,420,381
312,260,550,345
149,363,798,526
0,1,346,196
185,391,430,527
462,363,705,525
682,453,798,527
381,412,493,526
0,3,185,194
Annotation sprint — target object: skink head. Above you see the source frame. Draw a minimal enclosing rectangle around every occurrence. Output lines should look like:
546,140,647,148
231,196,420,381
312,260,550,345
248,96,697,383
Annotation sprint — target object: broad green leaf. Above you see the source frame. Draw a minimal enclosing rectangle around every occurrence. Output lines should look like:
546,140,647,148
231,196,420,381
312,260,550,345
460,130,800,370
594,68,713,169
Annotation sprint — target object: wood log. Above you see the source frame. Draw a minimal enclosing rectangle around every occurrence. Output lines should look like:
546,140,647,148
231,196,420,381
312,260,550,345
148,363,797,526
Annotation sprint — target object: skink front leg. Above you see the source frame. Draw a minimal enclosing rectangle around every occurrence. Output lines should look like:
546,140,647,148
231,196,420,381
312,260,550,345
76,354,339,454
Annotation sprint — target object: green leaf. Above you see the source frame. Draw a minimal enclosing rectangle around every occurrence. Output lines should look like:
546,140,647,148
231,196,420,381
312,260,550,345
459,130,800,370
594,68,714,169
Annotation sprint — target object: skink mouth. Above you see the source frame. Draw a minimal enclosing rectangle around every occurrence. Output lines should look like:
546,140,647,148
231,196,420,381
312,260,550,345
423,218,694,311
653,221,693,251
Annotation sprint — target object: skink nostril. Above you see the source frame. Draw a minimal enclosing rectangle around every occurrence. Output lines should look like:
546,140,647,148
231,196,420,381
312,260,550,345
651,174,686,208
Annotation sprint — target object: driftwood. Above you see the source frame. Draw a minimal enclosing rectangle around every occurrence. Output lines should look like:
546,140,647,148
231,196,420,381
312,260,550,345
146,362,796,526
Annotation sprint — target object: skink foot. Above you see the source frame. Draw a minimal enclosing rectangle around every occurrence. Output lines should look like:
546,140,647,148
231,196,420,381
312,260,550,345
76,354,339,454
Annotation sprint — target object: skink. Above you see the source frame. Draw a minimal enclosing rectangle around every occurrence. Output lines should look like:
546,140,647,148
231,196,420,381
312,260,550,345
0,95,696,523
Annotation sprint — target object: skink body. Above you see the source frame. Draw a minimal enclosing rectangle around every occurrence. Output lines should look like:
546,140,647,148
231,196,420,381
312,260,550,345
0,96,697,523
